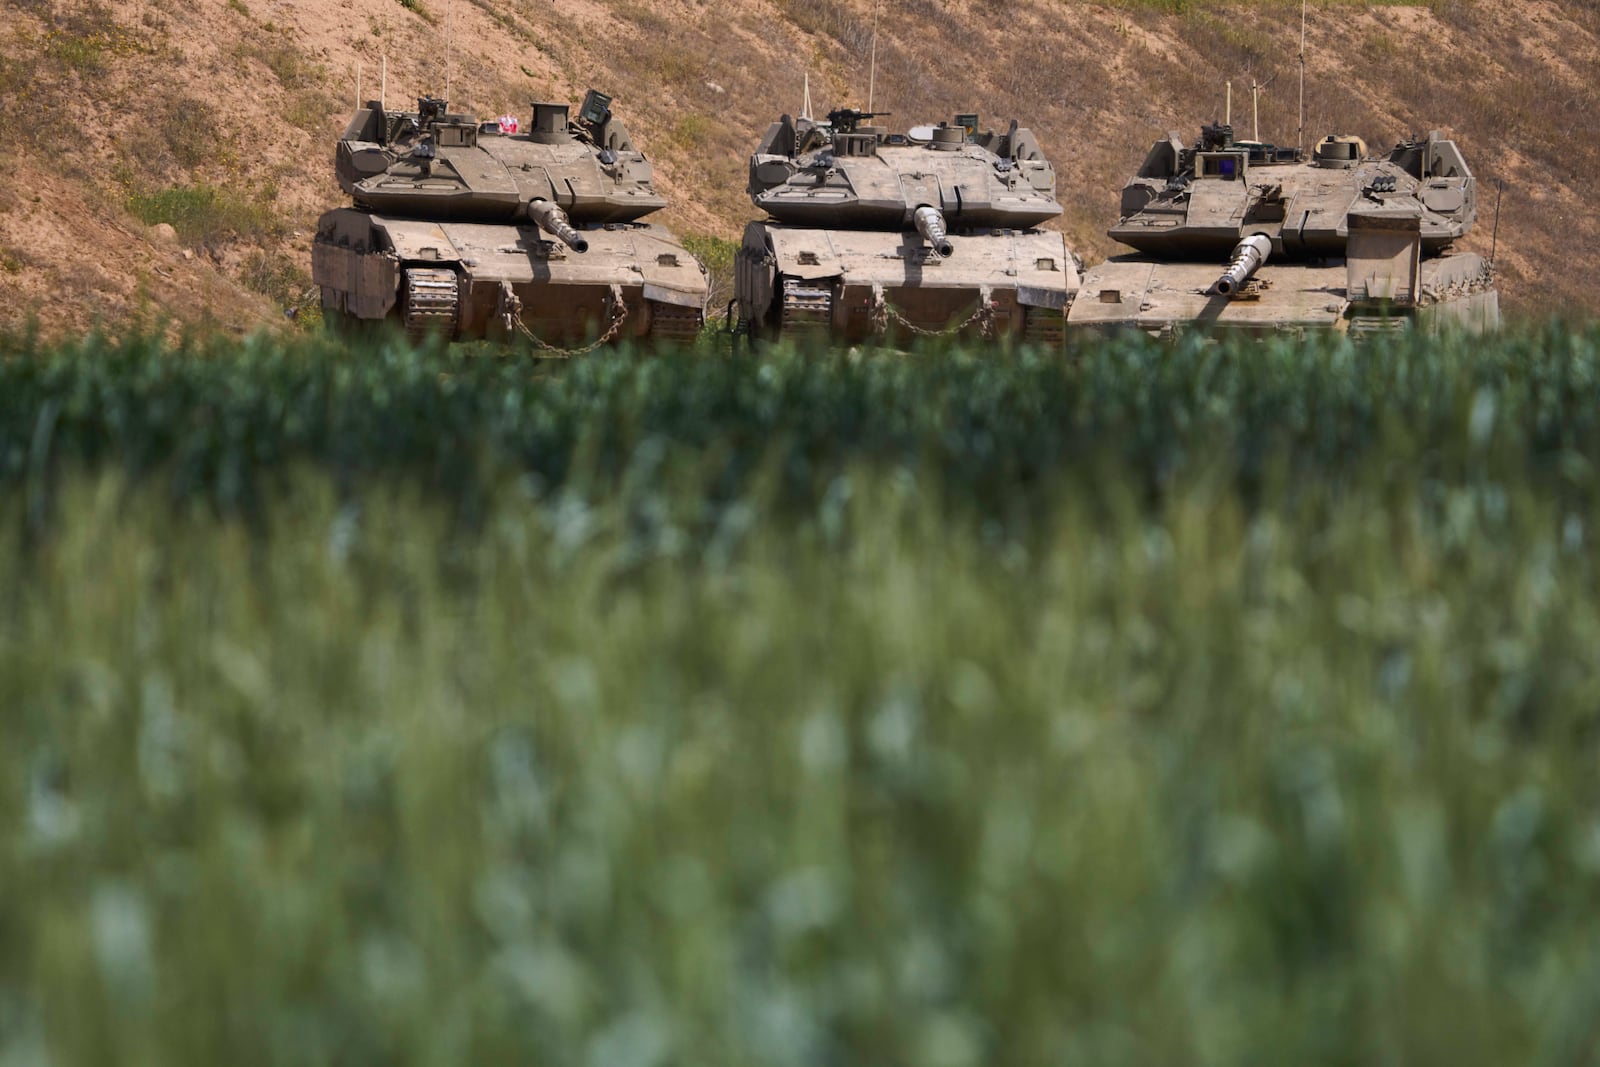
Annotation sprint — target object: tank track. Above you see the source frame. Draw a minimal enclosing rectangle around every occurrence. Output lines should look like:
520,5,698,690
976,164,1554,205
402,267,461,337
1021,305,1066,349
1347,314,1410,336
777,280,833,339
648,302,705,345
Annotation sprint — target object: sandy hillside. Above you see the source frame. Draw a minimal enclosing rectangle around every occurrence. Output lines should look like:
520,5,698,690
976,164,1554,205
1,0,1596,335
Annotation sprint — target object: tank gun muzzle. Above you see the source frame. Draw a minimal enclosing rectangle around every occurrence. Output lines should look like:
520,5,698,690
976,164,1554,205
526,200,589,253
913,205,955,259
1214,234,1271,297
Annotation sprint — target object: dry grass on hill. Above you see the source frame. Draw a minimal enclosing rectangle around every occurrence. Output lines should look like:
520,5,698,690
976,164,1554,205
0,0,1595,334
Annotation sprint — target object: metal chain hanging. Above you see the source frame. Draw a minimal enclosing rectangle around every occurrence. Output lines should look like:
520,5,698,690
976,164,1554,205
510,283,631,357
872,285,995,339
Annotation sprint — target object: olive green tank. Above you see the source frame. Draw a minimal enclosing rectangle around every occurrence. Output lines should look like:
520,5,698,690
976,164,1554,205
734,108,1081,348
313,90,708,350
1068,123,1499,337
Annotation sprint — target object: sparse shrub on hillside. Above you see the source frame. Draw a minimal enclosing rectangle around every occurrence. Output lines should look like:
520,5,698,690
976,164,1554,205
0,52,37,145
40,1,145,73
237,39,320,88
666,113,716,151
612,0,675,34
775,0,874,52
1082,0,1470,9
464,0,524,35
125,185,281,245
396,0,437,25
0,5,142,147
151,95,226,172
1179,8,1275,65
284,90,339,135
241,250,323,330
681,234,739,320
240,249,313,310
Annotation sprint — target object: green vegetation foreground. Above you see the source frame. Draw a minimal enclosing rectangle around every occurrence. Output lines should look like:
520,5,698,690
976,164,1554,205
4,327,1600,1064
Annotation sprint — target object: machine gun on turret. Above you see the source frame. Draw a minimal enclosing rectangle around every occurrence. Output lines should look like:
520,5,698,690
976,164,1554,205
1200,122,1235,152
417,96,449,128
826,108,891,135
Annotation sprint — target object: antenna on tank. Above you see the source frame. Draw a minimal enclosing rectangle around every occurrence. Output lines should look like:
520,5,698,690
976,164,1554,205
355,62,362,109
1249,73,1276,142
867,0,881,111
802,72,813,121
381,54,387,110
1490,178,1505,268
1225,81,1232,127
1298,0,1307,153
445,0,454,103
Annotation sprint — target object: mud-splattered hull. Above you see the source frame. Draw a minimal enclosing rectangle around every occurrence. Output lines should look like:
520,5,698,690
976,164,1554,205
1067,253,1498,338
313,208,708,350
735,222,1081,347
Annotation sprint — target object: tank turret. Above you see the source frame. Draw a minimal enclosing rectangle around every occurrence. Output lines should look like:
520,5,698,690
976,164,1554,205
734,108,1081,347
313,88,708,349
1069,122,1499,336
331,89,666,224
745,109,1062,231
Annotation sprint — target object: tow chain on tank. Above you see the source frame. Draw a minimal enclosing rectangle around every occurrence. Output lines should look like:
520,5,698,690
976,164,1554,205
513,284,630,357
496,281,523,337
778,283,833,337
871,285,995,339
403,268,461,336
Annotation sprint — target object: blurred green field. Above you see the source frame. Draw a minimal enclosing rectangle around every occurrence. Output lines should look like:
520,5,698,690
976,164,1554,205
4,327,1600,1065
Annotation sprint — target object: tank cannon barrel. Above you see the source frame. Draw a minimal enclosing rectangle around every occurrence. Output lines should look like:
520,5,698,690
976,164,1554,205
527,200,589,253
913,205,955,258
1213,235,1271,296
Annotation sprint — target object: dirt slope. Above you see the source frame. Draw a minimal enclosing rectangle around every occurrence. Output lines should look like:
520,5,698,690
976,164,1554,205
1,0,1595,336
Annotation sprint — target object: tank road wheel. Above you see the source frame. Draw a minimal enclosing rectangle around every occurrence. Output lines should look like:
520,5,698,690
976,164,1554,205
647,302,705,347
402,267,461,340
776,278,833,345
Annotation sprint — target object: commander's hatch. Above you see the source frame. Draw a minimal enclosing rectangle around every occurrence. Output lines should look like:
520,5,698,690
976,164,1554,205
1346,212,1421,307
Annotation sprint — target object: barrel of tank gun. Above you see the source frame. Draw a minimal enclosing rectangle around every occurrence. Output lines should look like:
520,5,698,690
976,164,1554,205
1214,235,1271,297
913,205,955,259
526,200,590,253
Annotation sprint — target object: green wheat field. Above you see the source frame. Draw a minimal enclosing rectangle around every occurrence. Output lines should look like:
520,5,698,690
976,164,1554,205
4,325,1600,1065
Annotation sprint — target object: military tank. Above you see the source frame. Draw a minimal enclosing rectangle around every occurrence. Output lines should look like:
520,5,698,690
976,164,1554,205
1067,123,1499,337
313,90,709,350
733,108,1081,347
